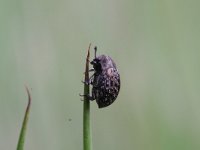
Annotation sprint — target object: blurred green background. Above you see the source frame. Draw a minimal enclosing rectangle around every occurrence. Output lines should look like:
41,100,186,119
1,0,200,150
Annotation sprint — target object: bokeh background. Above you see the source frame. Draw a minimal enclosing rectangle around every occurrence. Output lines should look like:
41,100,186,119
1,0,200,150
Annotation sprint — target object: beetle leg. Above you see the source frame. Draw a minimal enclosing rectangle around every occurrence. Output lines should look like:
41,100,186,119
81,74,94,85
79,94,95,101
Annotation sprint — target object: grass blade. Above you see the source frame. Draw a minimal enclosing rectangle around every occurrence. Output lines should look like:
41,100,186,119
17,86,31,150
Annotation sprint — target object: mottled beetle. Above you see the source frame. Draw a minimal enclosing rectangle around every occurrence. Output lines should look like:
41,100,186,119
83,47,120,108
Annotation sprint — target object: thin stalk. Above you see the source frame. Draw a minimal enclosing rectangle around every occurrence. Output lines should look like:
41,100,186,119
17,86,31,150
83,44,92,150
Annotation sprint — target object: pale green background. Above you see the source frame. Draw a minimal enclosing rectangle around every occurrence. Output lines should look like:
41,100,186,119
1,0,200,150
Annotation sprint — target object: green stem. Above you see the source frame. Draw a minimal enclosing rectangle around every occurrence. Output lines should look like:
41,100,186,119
83,44,92,150
17,86,31,150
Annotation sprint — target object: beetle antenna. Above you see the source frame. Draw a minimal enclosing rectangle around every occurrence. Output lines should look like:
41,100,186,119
94,46,97,58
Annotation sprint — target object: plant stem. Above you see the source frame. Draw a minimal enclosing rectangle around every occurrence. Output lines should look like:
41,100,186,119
83,44,92,150
17,86,31,150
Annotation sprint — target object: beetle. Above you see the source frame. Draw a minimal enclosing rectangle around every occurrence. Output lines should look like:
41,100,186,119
83,47,120,108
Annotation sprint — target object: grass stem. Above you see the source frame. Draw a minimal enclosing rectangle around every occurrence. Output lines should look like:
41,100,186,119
83,44,92,150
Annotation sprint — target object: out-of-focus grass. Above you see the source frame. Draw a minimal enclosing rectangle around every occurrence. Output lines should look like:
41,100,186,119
0,0,200,150
17,87,31,150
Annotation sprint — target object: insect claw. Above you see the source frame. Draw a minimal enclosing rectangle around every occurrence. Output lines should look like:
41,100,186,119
79,94,95,101
83,69,94,74
89,69,94,72
81,80,90,85
79,94,86,101
79,93,85,97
